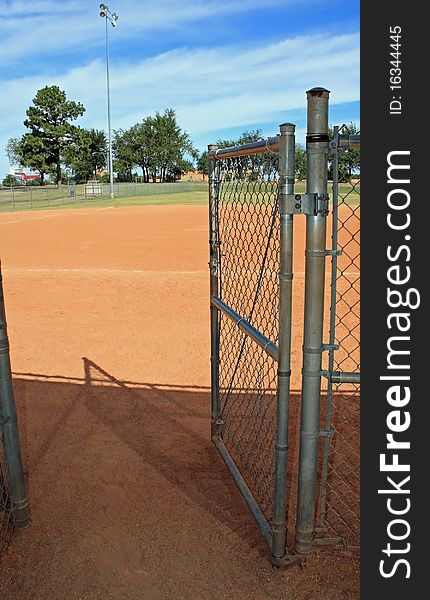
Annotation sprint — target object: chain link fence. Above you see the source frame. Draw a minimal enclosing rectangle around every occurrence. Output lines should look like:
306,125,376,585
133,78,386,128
0,184,78,211
0,180,207,212
318,128,360,548
216,155,280,522
209,93,360,565
209,127,299,566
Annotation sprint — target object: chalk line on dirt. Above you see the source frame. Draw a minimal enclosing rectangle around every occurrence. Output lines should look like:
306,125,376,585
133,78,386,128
2,267,359,277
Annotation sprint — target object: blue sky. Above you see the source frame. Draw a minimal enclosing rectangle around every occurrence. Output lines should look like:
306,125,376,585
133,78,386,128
0,0,359,177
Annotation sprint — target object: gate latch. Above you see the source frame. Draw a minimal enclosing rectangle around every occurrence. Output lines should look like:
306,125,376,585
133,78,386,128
282,193,329,217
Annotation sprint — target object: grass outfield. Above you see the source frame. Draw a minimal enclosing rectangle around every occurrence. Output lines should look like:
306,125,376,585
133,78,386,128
0,191,209,212
0,181,360,213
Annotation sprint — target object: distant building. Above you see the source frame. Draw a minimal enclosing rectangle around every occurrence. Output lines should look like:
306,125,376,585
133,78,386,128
181,170,205,181
9,167,41,183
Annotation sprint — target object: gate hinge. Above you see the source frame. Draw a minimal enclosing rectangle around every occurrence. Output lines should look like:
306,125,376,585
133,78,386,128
321,343,340,352
213,418,224,436
329,142,347,156
209,258,219,275
319,429,335,438
282,193,329,217
325,249,343,257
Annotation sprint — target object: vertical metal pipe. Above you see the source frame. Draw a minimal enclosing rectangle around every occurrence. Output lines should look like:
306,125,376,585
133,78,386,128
318,126,339,528
295,88,330,555
208,145,220,438
105,16,114,200
271,123,295,561
0,264,30,529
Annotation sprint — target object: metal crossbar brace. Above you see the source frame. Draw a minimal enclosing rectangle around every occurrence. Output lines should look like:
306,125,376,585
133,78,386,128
328,371,360,384
210,296,278,362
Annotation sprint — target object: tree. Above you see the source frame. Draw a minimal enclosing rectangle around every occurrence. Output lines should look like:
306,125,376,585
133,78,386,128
2,174,22,187
16,133,50,185
144,109,196,182
197,151,208,179
23,85,85,187
113,109,196,183
5,138,22,166
63,128,107,183
215,129,263,149
295,144,307,180
112,123,153,182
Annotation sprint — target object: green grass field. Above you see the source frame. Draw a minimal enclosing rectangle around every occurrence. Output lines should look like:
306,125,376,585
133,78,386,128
0,190,209,212
0,180,359,213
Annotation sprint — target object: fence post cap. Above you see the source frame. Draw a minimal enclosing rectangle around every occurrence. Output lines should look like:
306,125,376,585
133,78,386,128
279,123,295,133
306,87,330,97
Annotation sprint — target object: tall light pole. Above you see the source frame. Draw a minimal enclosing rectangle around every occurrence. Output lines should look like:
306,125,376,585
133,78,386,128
99,4,118,199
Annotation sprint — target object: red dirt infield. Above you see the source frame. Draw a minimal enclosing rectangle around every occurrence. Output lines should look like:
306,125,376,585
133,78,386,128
0,204,359,599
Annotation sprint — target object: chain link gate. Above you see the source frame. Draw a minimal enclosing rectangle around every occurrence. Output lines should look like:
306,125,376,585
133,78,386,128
208,123,298,567
0,265,30,555
209,88,360,565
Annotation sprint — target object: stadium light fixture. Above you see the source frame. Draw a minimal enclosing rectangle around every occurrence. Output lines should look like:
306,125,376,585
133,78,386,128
99,4,118,199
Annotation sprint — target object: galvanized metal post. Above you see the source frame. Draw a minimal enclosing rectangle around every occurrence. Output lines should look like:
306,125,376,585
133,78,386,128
208,145,220,438
0,265,30,529
318,125,339,529
295,88,330,555
271,123,295,564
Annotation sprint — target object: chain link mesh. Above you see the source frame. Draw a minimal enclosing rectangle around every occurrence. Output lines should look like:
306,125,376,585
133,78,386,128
215,153,280,523
319,130,360,547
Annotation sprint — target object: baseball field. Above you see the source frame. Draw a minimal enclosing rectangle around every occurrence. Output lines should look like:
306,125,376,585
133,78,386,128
0,195,359,599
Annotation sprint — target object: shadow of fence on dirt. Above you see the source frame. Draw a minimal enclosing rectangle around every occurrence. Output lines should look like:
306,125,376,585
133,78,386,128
10,358,359,558
11,359,275,557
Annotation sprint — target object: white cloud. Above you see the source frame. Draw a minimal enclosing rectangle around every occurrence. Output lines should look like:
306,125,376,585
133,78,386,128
0,31,359,173
0,0,315,64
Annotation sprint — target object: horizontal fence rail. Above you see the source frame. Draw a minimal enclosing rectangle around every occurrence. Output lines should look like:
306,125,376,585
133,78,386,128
209,137,280,160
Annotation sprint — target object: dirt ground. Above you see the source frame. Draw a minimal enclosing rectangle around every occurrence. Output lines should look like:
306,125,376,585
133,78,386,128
0,204,359,599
